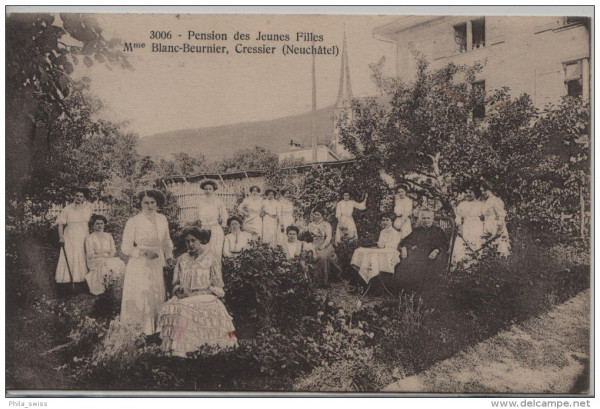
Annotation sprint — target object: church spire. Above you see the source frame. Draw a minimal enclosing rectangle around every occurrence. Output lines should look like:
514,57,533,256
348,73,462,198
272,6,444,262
335,31,353,109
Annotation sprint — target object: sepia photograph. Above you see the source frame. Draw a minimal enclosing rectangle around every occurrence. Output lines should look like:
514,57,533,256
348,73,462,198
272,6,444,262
5,6,592,397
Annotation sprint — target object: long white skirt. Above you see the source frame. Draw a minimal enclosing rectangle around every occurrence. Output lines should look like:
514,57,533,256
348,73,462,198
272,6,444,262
453,218,484,265
204,223,225,261
393,217,413,241
262,215,278,245
120,248,166,335
159,293,237,357
85,257,126,295
483,219,511,256
56,221,88,283
335,215,358,245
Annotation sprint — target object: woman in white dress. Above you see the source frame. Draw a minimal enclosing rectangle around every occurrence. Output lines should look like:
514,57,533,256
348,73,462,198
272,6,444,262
276,188,295,244
262,189,279,245
197,180,228,261
121,190,174,335
55,187,92,285
159,228,237,357
452,187,484,266
481,181,511,257
393,184,414,240
335,190,368,245
84,214,126,295
223,216,252,257
240,185,263,238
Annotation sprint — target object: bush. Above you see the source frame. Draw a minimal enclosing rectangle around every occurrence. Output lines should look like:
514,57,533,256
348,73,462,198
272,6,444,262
222,241,318,336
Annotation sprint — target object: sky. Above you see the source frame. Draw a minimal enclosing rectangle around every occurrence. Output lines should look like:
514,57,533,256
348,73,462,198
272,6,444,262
70,13,399,138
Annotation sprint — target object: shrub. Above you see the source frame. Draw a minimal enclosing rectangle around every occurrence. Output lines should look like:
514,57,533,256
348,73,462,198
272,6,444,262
89,276,123,322
222,241,318,336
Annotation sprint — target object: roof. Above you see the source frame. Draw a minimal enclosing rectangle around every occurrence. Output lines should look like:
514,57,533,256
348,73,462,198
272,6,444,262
372,16,445,40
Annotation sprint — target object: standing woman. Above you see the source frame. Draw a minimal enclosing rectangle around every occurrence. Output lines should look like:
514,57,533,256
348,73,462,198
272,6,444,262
241,185,263,238
308,208,341,288
121,190,173,335
393,184,414,240
481,181,511,256
262,189,279,245
452,186,484,265
277,188,295,243
335,189,368,245
197,180,228,261
55,187,92,286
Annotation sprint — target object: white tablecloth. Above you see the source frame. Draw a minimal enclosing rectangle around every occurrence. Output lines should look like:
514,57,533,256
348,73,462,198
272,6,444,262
351,247,400,284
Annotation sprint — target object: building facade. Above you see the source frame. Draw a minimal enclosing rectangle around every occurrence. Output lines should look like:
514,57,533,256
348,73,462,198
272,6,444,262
373,16,590,106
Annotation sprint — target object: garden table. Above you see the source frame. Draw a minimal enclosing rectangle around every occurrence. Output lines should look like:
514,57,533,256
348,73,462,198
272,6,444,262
350,247,400,297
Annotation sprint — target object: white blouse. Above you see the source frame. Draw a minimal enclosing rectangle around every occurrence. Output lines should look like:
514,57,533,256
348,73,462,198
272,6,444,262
335,200,367,219
55,203,92,226
197,196,228,227
121,212,173,261
223,231,252,257
377,227,402,250
394,196,413,219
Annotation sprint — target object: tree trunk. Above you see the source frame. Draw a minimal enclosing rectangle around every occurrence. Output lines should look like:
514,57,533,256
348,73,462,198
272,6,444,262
579,180,585,240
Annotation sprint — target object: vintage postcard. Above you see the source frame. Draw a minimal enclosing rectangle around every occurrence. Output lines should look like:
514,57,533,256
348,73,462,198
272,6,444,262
5,6,592,399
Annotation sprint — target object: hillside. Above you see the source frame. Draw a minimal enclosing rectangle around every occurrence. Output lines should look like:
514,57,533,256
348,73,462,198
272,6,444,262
137,106,337,160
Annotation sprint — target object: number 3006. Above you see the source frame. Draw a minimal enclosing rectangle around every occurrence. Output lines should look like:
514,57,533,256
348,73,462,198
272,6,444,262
150,31,172,39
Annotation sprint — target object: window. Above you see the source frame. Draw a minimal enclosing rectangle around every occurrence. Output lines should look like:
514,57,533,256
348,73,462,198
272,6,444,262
471,18,486,49
564,60,583,98
454,22,467,53
564,16,590,27
472,80,486,119
454,18,486,53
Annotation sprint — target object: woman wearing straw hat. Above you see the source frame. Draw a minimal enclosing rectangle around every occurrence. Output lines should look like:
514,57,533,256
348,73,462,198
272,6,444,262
197,179,228,261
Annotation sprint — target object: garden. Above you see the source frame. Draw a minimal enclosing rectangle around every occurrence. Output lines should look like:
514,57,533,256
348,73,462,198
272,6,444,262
6,13,591,393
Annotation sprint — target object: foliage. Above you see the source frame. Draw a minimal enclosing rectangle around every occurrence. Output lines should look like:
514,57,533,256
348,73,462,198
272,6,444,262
155,153,209,177
222,241,317,335
6,13,129,205
339,59,591,235
214,146,278,173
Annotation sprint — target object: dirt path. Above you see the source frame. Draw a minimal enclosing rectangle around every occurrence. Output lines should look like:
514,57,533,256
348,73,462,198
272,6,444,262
383,289,591,394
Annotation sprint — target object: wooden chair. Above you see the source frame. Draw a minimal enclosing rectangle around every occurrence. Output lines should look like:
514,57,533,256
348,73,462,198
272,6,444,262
434,216,457,275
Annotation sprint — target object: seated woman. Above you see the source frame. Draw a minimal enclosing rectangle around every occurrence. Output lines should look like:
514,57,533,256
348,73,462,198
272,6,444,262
223,216,252,257
84,214,126,296
159,227,237,357
308,208,341,288
377,213,403,249
279,225,313,260
392,209,448,297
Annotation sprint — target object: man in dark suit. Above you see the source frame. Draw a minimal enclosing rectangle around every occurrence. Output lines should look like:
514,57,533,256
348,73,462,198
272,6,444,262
391,208,448,297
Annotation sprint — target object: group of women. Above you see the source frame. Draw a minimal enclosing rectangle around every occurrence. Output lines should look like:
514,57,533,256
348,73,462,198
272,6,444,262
54,179,510,358
55,188,236,358
453,181,511,264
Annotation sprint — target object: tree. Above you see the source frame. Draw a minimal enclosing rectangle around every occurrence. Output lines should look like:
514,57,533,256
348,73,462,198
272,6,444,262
6,13,129,208
215,146,278,173
339,59,590,235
